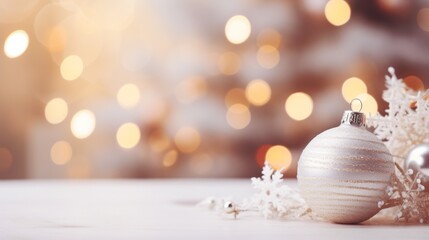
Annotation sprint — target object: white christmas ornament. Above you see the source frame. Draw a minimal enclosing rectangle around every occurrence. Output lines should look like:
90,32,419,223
298,104,395,224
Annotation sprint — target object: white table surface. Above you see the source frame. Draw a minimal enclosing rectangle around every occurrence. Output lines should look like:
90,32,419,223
1,179,428,240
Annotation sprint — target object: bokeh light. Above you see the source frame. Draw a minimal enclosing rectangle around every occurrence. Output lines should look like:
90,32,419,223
245,79,271,106
71,109,96,139
50,141,72,165
341,77,367,102
257,45,280,69
175,127,201,153
1,0,425,180
285,92,313,121
324,0,351,26
218,52,241,75
0,148,13,173
45,98,68,124
116,122,141,149
117,84,141,109
225,88,248,107
225,15,251,44
60,55,84,81
404,75,425,91
265,145,292,171
226,104,251,129
162,150,178,167
4,30,29,58
354,93,378,116
417,8,429,32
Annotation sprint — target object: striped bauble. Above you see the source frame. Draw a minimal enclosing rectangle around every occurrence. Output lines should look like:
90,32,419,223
297,110,394,224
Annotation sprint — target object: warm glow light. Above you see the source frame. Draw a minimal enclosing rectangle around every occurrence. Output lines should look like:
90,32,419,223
50,141,72,165
257,29,282,48
176,76,207,104
175,127,201,153
71,109,96,139
285,92,313,121
0,148,13,173
325,0,351,26
417,8,429,32
162,150,178,167
117,83,140,109
149,131,170,152
4,30,29,58
341,77,367,102
404,75,425,91
265,145,292,171
218,52,241,75
354,93,378,116
45,98,68,124
257,45,280,69
225,15,251,44
116,122,141,149
226,104,251,129
60,55,84,81
245,79,271,106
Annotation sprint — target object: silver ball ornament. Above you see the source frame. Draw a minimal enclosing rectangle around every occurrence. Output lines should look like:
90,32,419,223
404,143,429,190
298,109,394,224
223,201,236,214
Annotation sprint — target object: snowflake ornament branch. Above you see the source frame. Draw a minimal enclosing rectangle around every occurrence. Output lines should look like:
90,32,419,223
379,162,429,223
371,67,429,224
244,163,311,219
198,163,311,220
368,67,429,165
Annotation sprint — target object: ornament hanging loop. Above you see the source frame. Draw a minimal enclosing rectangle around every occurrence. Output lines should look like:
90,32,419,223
341,98,366,127
350,98,363,112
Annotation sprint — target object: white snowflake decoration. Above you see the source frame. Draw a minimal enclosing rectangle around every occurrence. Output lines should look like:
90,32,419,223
198,163,311,220
368,67,429,164
370,67,429,223
243,163,310,219
379,163,429,223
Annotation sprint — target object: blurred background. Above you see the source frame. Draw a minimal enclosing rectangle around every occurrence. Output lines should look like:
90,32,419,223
0,0,429,179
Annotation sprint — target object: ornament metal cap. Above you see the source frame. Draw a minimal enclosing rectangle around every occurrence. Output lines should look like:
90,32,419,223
340,98,366,127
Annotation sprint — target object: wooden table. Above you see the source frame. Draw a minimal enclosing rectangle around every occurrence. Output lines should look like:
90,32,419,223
1,179,428,239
